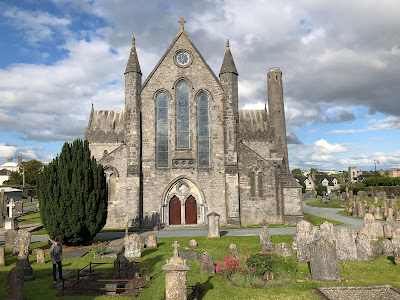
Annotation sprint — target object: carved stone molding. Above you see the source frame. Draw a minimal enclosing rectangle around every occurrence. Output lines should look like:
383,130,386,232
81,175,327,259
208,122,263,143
172,159,195,169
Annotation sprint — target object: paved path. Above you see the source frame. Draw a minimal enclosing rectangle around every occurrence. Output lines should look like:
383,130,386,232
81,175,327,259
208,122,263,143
2,199,400,244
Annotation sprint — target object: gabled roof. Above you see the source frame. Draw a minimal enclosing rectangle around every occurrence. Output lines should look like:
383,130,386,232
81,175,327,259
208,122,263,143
293,175,306,183
141,29,222,90
0,168,8,175
314,174,340,185
238,110,270,141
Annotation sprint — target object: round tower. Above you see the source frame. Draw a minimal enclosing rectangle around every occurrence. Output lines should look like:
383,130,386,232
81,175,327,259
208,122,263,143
267,67,289,173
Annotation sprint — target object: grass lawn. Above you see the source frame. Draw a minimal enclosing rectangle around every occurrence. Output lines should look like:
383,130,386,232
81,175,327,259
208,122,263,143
18,212,42,224
1,235,399,300
306,200,345,209
23,202,36,207
303,213,343,226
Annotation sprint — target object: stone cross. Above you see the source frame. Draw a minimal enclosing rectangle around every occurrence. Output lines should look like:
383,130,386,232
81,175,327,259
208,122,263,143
172,241,180,258
178,18,186,31
7,199,15,218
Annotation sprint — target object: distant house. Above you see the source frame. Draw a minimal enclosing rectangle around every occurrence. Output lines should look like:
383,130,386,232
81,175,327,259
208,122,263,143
294,173,340,191
0,168,8,185
293,175,314,190
0,187,23,201
357,174,373,181
389,168,400,177
0,155,22,186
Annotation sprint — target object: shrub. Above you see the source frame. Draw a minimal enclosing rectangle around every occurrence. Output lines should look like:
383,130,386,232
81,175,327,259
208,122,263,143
38,139,108,246
92,241,107,255
248,275,265,289
231,273,248,287
316,184,327,196
215,249,254,279
245,253,297,280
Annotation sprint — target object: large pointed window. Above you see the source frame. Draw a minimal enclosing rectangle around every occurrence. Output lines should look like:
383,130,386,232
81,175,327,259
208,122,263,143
197,91,210,167
176,80,190,148
156,91,169,167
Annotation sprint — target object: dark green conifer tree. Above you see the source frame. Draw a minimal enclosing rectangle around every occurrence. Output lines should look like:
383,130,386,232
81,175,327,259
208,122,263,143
38,139,108,245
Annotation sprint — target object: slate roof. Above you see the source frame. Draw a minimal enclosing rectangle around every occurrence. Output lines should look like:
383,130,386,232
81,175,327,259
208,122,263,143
293,175,306,183
238,110,270,141
314,174,340,185
0,168,8,175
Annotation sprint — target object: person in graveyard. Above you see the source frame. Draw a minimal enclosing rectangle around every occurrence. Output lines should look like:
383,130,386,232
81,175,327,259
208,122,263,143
50,237,63,282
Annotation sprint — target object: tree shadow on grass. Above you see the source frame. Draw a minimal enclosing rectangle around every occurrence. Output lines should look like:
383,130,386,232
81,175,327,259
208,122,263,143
198,275,214,300
386,255,395,264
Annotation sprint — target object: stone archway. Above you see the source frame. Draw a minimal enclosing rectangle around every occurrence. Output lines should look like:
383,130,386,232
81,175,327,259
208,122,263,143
161,176,207,226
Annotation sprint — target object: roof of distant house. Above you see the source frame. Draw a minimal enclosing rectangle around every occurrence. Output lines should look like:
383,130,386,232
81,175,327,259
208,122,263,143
293,175,306,182
0,187,22,192
0,168,8,175
0,161,18,168
313,174,340,185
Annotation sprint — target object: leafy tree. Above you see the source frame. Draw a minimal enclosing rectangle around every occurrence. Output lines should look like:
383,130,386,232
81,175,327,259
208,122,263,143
299,181,306,193
3,170,23,186
316,184,327,196
20,159,43,186
37,139,108,245
291,168,303,176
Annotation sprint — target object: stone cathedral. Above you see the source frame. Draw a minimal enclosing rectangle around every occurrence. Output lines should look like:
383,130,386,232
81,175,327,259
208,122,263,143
84,19,302,229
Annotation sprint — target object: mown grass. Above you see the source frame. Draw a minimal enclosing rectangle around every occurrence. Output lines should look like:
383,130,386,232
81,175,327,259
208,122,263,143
306,200,345,209
222,224,296,229
303,213,343,226
23,202,36,207
18,212,42,224
1,235,400,300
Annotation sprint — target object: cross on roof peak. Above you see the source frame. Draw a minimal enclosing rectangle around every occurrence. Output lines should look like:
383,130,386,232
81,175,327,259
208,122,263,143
178,18,186,31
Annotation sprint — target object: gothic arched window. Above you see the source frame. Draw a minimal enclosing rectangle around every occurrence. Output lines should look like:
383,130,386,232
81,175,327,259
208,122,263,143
250,172,256,198
197,91,210,167
176,80,190,148
156,91,169,167
258,172,264,197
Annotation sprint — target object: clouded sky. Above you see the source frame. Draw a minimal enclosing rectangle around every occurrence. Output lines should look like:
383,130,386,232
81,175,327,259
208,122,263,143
0,0,399,171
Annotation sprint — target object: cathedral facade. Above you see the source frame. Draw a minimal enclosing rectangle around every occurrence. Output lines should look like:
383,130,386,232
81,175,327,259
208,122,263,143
84,20,302,229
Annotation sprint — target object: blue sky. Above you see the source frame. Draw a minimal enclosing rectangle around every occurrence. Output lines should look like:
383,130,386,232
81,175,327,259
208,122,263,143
0,0,399,171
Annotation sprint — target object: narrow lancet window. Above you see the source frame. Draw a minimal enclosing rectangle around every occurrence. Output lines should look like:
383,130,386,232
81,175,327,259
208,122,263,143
156,91,169,167
176,80,190,148
258,173,264,197
250,172,256,198
197,91,210,167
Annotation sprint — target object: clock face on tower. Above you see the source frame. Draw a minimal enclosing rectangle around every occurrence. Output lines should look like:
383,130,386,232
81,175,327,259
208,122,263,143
175,51,190,66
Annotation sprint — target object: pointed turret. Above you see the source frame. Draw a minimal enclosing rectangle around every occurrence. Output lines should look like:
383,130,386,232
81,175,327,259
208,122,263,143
219,40,238,76
125,37,142,74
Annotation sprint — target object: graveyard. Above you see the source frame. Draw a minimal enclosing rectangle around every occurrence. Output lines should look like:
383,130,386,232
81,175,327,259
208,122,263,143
1,192,400,299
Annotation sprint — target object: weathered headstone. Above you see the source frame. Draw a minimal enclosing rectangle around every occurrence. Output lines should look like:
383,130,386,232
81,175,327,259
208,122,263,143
15,201,23,215
389,198,397,209
230,244,238,255
4,229,17,252
125,234,142,259
357,202,365,218
207,212,220,238
275,242,292,257
387,208,395,221
368,204,375,215
162,241,190,300
260,226,274,252
296,220,313,262
188,239,197,248
349,190,353,199
5,266,24,300
373,207,383,220
145,233,157,248
36,249,45,264
356,233,373,261
384,223,394,238
16,257,35,282
373,196,379,204
382,239,394,256
319,222,335,244
381,200,389,209
393,243,400,265
309,235,340,282
14,230,31,257
113,254,139,279
199,252,214,274
351,203,358,217
370,240,383,258
291,234,297,251
5,199,18,230
393,227,400,240
396,211,400,221
335,227,357,261
0,245,5,266
360,214,383,239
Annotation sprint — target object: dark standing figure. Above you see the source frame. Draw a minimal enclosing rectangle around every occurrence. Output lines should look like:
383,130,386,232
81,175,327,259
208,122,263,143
50,237,63,283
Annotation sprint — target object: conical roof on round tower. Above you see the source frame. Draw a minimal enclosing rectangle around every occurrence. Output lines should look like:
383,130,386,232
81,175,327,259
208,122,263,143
219,39,238,76
125,36,142,74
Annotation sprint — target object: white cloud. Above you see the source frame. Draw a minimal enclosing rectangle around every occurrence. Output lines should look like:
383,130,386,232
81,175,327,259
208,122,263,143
313,139,347,154
330,116,400,134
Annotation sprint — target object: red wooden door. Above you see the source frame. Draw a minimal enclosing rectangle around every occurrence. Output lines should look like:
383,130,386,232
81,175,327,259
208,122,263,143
185,196,197,224
169,196,181,225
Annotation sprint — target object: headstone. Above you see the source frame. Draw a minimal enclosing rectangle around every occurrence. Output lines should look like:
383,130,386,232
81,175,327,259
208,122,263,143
27,196,32,203
381,200,388,209
6,198,15,218
393,243,400,265
15,201,23,215
5,266,24,300
207,212,220,238
145,233,157,248
16,257,35,282
368,205,375,215
370,240,383,258
382,239,394,256
179,252,198,261
296,220,314,262
188,239,197,248
389,198,397,209
357,202,365,217
373,196,379,204
113,254,139,279
14,230,31,257
384,224,394,238
199,252,214,274
355,233,373,261
351,203,358,217
260,226,274,252
319,222,335,244
335,227,358,261
36,249,45,264
349,190,353,198
393,227,400,240
387,208,395,221
360,214,383,239
162,241,190,300
396,211,400,221
292,234,297,251
230,244,238,255
0,246,5,266
373,207,383,220
4,230,17,252
124,234,142,259
275,242,292,257
309,235,340,282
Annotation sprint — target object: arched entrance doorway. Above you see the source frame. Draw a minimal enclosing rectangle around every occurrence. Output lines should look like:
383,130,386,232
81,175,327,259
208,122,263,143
185,196,197,224
169,196,181,225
